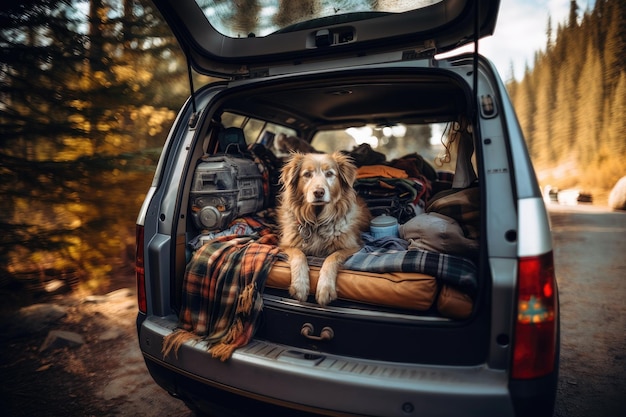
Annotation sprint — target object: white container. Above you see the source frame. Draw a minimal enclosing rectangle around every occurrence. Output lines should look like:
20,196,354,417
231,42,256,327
370,214,399,239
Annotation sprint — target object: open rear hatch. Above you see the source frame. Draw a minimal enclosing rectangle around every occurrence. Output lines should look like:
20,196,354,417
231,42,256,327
152,0,500,79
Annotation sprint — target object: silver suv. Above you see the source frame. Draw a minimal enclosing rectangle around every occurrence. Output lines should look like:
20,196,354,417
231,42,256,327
136,1,559,416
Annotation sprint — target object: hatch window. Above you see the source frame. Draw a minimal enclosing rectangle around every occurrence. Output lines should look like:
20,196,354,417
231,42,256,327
194,0,443,38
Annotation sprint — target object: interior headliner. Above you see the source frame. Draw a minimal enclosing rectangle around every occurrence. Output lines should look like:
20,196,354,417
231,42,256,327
218,73,471,135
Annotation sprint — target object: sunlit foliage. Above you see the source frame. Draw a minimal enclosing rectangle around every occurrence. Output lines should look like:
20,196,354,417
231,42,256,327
507,0,626,200
0,0,187,291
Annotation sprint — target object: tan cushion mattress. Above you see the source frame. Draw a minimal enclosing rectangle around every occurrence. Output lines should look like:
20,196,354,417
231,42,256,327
266,261,472,318
437,285,473,319
267,261,436,310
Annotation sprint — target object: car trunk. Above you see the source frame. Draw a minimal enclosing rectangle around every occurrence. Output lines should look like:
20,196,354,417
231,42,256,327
170,65,491,367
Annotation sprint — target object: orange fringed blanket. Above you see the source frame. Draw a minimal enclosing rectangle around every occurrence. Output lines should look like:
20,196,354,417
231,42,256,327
163,233,280,361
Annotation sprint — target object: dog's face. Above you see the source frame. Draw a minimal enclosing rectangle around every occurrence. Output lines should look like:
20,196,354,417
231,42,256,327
281,152,357,206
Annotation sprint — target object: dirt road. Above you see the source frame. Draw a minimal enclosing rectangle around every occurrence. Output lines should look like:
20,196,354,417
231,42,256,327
0,286,192,417
1,204,624,417
550,204,626,417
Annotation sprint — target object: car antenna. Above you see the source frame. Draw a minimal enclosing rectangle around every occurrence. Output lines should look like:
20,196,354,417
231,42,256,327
186,53,199,128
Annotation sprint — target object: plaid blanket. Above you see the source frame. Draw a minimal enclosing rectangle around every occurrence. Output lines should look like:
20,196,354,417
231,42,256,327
344,247,477,296
163,233,280,361
426,187,480,239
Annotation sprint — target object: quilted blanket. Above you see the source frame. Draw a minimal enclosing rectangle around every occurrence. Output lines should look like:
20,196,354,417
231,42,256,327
344,247,477,296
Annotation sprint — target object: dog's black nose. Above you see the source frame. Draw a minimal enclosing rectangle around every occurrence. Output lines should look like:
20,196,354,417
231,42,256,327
313,189,325,199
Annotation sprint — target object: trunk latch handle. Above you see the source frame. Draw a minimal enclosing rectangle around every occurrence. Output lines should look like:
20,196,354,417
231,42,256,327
301,323,334,341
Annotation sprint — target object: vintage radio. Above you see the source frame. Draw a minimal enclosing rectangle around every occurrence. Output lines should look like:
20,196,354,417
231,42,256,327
190,155,265,231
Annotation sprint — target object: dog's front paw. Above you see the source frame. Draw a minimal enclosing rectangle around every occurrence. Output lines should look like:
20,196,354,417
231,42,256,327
315,273,337,306
289,261,310,302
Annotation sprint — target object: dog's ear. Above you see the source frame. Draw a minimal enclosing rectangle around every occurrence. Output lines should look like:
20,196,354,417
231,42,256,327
333,151,357,190
280,152,305,194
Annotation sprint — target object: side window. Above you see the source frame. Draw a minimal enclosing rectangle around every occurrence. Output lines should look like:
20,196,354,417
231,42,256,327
310,123,459,171
219,111,297,154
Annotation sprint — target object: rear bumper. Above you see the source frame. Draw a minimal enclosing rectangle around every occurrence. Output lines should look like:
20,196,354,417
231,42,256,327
138,315,519,417
509,376,558,417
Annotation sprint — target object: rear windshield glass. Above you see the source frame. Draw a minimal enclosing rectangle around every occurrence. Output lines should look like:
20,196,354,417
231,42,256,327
195,0,443,38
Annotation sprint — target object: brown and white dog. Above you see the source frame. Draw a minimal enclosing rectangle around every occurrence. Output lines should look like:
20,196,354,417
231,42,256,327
277,152,371,305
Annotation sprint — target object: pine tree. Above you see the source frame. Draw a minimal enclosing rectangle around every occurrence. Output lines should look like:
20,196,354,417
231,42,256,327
274,0,318,28
574,44,604,169
603,71,626,178
514,64,537,157
0,0,188,282
546,15,554,50
506,61,518,96
568,0,579,28
610,72,626,154
532,61,557,166
602,0,626,93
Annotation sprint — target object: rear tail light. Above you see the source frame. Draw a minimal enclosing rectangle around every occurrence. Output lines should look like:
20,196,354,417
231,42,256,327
135,225,147,314
511,251,557,379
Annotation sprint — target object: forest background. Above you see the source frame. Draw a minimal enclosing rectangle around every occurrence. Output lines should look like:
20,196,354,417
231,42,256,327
1,0,625,293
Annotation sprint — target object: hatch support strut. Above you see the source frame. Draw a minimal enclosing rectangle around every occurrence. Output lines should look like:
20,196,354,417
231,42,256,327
186,53,199,128
472,0,480,127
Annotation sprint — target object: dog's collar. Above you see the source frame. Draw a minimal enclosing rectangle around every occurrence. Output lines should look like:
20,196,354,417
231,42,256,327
297,223,314,243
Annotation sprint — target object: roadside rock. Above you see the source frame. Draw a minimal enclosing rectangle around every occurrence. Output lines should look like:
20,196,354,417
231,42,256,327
99,326,126,341
39,329,85,352
19,303,67,323
1,303,68,337
84,287,134,304
608,176,626,210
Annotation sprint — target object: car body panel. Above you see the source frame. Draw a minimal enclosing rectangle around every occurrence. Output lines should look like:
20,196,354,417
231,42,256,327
152,0,500,77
